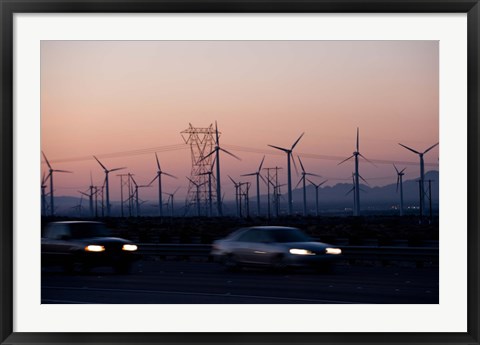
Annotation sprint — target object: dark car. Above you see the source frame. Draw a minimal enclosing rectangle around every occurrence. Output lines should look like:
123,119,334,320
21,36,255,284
41,221,138,274
211,226,342,272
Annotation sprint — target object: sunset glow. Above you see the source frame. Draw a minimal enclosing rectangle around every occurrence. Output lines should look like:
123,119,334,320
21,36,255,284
41,40,439,202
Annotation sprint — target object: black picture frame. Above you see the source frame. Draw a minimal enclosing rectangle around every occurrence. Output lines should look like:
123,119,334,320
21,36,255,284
1,1,479,344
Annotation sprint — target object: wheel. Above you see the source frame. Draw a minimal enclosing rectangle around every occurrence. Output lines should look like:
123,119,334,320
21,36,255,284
114,262,131,275
270,254,288,272
224,254,240,272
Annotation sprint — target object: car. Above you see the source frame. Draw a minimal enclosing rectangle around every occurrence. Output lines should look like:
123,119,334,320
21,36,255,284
211,226,342,272
41,221,138,274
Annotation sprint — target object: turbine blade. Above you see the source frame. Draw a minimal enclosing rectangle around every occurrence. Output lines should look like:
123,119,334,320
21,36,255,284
241,172,257,177
291,154,299,176
297,156,306,173
200,150,215,162
155,152,161,171
291,132,305,150
90,171,93,185
215,121,219,143
358,174,369,185
228,175,237,185
268,144,289,153
400,167,407,174
220,147,241,160
173,187,180,195
305,172,322,178
259,174,267,185
109,167,126,173
423,142,439,154
163,172,178,179
359,153,377,167
399,143,420,155
53,169,72,173
295,177,303,189
338,155,354,165
258,155,266,172
393,163,399,174
396,176,400,192
148,175,159,186
93,155,108,171
42,151,52,169
356,127,359,152
319,180,328,187
306,178,317,187
345,187,355,196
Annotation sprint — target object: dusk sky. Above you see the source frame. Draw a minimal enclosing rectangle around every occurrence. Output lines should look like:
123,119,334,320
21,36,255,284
41,40,439,202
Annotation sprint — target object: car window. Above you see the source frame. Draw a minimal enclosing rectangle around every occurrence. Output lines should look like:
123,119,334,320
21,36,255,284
237,229,270,243
268,228,312,243
44,224,71,240
69,223,110,238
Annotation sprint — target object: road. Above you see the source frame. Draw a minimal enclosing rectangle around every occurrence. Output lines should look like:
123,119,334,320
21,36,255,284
42,260,438,304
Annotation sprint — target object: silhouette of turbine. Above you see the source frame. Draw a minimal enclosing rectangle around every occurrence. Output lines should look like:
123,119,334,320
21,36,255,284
338,128,372,216
42,151,72,217
394,164,407,216
241,156,266,217
148,153,177,218
93,156,125,217
268,132,304,215
398,142,438,217
295,156,321,216
202,121,240,216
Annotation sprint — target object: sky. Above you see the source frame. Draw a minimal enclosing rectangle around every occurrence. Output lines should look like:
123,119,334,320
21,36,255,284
41,40,439,202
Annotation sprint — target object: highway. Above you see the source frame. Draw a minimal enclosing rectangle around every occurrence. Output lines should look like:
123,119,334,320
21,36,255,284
42,260,438,304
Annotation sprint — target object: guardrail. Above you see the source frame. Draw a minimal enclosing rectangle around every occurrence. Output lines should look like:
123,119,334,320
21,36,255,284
137,243,439,267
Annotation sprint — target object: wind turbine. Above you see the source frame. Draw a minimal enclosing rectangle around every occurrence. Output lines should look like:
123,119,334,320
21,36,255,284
228,175,241,217
42,152,72,217
93,156,126,217
148,153,177,218
164,187,180,217
41,172,48,216
307,179,327,217
268,132,304,215
338,128,372,216
398,142,438,217
202,121,240,216
394,164,407,216
130,175,151,217
199,157,216,217
79,172,95,217
186,177,207,217
295,156,321,216
241,156,266,217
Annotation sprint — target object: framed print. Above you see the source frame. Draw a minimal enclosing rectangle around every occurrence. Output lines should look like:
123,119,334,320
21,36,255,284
1,1,479,344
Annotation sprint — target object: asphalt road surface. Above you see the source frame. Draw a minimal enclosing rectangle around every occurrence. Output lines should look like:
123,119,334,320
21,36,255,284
42,260,438,304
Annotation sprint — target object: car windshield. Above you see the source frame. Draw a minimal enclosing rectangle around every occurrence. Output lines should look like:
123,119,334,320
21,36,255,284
268,228,312,243
69,223,111,239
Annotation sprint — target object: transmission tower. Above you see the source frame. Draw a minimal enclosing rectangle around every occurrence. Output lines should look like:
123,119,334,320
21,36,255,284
181,123,217,216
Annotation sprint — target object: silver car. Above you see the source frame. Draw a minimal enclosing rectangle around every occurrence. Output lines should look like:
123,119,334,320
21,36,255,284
211,226,342,271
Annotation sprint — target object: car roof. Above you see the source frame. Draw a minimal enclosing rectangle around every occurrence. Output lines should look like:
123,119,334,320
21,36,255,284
49,221,104,225
243,226,299,231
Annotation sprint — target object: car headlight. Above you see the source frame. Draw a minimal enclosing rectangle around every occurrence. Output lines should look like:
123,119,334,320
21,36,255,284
85,245,105,252
289,248,315,255
325,248,342,255
122,244,138,251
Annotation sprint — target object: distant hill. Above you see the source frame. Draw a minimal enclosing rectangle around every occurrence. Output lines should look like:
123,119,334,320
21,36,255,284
47,170,439,217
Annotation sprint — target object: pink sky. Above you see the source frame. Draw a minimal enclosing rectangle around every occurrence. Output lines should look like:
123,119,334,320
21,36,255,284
41,40,439,201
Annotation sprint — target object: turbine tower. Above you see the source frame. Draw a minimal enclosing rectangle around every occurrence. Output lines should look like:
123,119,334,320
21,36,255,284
229,175,241,217
41,172,48,216
93,156,126,217
394,164,406,216
149,153,177,218
268,133,304,215
186,177,207,217
296,156,321,216
307,179,327,217
338,128,372,216
398,142,438,218
241,156,266,217
42,152,72,217
164,187,180,217
203,121,240,216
